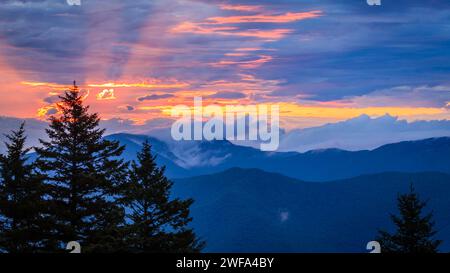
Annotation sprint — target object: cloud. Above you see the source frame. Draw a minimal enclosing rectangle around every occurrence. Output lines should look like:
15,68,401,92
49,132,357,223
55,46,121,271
167,140,232,168
137,93,174,101
235,47,264,52
344,85,450,108
87,81,189,89
206,10,323,24
171,22,293,40
219,4,262,12
96,89,116,100
2,0,450,126
211,55,272,69
37,105,58,117
118,105,135,111
171,8,322,41
21,82,71,89
279,114,450,152
171,6,322,41
200,74,283,95
2,113,450,157
43,95,60,104
207,91,247,99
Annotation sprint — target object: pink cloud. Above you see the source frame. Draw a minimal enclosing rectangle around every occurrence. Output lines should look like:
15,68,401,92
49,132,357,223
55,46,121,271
171,22,293,40
206,10,323,24
211,55,273,69
171,9,322,41
218,4,263,12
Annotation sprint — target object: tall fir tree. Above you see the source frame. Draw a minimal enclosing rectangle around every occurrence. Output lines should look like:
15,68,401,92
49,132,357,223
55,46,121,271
0,123,48,253
35,82,128,252
377,184,442,253
122,140,204,253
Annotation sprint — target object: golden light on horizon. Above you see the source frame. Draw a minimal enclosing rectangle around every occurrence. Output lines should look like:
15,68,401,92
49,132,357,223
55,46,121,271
154,101,448,120
21,81,190,90
277,103,447,119
21,81,72,89
18,81,450,123
87,82,190,89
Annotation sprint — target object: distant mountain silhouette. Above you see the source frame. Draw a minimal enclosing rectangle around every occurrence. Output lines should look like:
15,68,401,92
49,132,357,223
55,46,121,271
278,114,450,152
23,133,450,252
104,134,191,178
3,115,450,154
106,133,450,181
172,168,450,253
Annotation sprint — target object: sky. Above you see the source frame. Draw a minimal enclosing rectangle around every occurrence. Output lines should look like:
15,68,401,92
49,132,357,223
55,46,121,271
1,0,450,131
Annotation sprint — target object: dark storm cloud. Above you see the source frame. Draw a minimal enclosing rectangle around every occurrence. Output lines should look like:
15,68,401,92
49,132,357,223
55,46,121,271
137,94,175,101
207,91,247,99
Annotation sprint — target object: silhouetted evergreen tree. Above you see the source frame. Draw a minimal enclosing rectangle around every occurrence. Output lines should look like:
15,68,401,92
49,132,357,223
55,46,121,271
35,82,128,252
122,140,203,253
0,123,48,253
377,184,441,253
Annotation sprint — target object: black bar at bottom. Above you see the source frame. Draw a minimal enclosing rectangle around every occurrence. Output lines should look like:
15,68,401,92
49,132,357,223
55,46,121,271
0,253,446,272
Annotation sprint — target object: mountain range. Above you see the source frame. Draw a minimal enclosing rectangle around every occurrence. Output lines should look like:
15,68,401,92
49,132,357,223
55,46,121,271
106,133,450,252
13,129,450,252
172,168,450,252
2,114,450,154
106,134,450,181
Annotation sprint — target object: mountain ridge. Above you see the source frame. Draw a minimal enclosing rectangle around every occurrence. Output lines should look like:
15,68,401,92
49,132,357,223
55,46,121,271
106,133,450,181
172,168,450,252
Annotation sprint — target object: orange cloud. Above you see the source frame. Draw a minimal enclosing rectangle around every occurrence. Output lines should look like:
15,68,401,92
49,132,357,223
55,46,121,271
37,105,58,117
21,80,189,90
87,81,189,89
206,10,323,24
276,103,447,119
235,47,264,51
172,22,293,40
96,89,116,100
21,81,72,89
172,10,322,41
152,101,448,128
